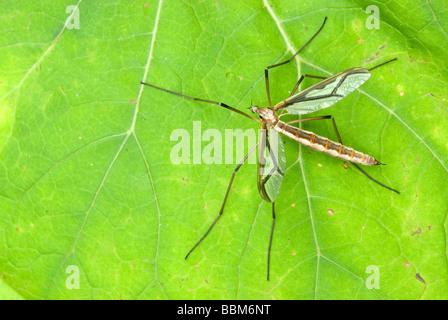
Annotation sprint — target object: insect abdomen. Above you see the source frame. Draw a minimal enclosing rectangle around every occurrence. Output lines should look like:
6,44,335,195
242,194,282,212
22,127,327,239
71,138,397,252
273,121,378,166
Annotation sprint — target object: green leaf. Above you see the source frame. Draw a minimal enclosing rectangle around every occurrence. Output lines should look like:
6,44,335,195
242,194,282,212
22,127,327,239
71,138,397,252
1,0,447,299
0,278,24,299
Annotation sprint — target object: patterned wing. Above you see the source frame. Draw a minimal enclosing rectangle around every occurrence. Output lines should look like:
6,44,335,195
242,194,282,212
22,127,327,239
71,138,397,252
257,123,287,202
273,68,371,115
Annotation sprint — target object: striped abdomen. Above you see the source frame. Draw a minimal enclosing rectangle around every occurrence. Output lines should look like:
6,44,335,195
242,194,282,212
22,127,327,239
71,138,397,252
273,121,379,166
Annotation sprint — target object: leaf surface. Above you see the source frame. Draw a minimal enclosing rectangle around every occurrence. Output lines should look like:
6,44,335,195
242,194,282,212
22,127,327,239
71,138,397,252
0,0,447,299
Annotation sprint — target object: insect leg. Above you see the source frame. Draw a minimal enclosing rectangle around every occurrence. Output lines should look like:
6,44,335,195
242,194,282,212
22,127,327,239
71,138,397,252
286,116,400,194
185,142,260,260
368,58,397,72
289,74,327,97
278,75,329,117
264,17,327,107
267,201,275,281
141,82,260,123
285,115,337,129
277,74,328,117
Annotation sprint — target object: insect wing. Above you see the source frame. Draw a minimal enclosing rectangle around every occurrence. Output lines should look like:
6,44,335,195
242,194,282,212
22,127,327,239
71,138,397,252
275,68,371,115
257,124,286,202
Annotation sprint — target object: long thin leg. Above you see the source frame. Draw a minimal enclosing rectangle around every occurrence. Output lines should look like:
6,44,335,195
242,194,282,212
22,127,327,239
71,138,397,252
265,17,327,107
141,82,260,123
286,115,399,194
267,201,275,281
185,142,260,260
289,74,327,97
368,58,397,72
278,74,328,117
285,115,342,142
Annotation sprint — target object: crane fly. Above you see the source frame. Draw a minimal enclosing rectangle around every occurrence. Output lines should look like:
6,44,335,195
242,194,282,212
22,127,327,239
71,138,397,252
141,17,399,281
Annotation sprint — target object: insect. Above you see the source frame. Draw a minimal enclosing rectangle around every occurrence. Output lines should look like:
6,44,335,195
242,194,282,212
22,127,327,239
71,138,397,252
141,17,399,280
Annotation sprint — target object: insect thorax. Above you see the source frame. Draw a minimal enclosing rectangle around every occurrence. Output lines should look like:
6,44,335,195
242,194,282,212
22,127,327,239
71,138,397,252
250,107,278,125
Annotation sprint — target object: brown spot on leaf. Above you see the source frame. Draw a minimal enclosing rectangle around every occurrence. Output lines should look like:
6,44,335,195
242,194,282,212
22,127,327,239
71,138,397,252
409,55,428,63
364,45,388,63
327,209,334,216
411,227,422,236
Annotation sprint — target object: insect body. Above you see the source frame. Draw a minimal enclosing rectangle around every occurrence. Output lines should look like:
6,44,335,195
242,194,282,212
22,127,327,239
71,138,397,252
250,67,381,166
141,17,399,281
252,106,379,165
